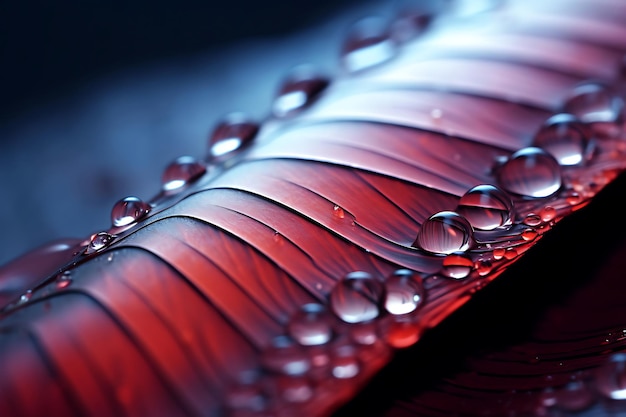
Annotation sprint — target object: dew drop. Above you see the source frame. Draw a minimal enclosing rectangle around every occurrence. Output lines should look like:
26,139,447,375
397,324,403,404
275,376,313,404
492,248,505,260
331,344,360,379
442,252,474,279
333,205,345,219
383,269,424,315
521,228,538,241
540,206,557,222
565,190,582,206
533,113,590,166
595,353,626,400
341,17,396,73
496,147,562,198
55,271,72,290
261,336,311,376
524,213,542,227
381,319,421,349
273,65,329,118
330,271,384,324
17,290,32,305
456,184,513,231
504,248,518,260
207,113,259,162
475,259,492,276
85,232,115,255
414,211,474,255
287,304,334,346
111,196,151,227
161,156,206,192
563,82,624,136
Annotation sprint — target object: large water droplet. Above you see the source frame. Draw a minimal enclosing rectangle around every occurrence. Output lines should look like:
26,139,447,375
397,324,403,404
330,271,384,324
341,17,396,73
496,147,562,198
442,252,474,279
414,211,474,255
287,303,334,346
207,113,259,162
273,66,329,118
456,184,513,231
384,269,424,315
596,353,626,400
111,196,151,227
261,336,311,376
161,156,206,192
85,232,115,255
533,114,590,166
563,82,624,128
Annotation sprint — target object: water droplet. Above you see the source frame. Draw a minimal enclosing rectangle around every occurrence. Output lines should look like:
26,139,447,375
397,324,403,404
565,190,582,206
414,211,474,255
261,337,311,376
563,82,624,131
492,248,505,260
275,376,313,403
381,318,421,348
442,253,474,279
596,353,626,400
17,290,32,305
540,206,557,222
341,17,396,73
384,269,424,315
456,184,513,231
287,304,334,346
207,113,259,162
161,156,206,192
111,196,151,227
430,108,443,119
333,205,345,219
496,147,562,198
524,213,542,227
533,114,590,166
330,271,384,324
504,248,518,260
331,344,360,379
475,260,492,276
55,271,72,290
521,228,538,241
85,232,115,255
273,65,329,118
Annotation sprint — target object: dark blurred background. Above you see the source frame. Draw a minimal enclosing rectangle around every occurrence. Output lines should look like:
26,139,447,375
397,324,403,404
0,0,400,264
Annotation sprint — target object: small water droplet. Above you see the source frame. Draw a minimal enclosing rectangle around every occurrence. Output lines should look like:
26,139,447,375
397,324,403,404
430,108,443,119
533,113,590,166
55,271,72,290
414,211,474,255
341,17,396,73
273,65,329,118
333,205,345,219
524,213,542,227
442,252,474,279
563,82,624,137
331,344,360,379
275,376,313,404
521,228,538,241
564,190,582,205
596,353,626,400
496,147,562,198
540,206,557,222
330,271,384,324
383,269,424,315
504,248,518,260
261,336,311,376
475,260,492,276
492,248,505,260
17,290,32,305
207,113,259,162
161,156,206,192
287,304,334,346
381,318,421,348
111,196,151,227
84,232,115,255
456,184,514,231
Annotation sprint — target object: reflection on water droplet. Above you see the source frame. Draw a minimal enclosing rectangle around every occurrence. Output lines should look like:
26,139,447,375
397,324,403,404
273,66,329,118
596,353,626,400
287,304,334,346
563,82,624,131
18,290,32,305
456,184,513,231
111,196,151,227
333,205,345,219
161,156,206,192
414,211,474,255
85,232,115,255
208,113,259,162
384,269,424,315
55,271,72,290
522,228,538,241
330,271,384,324
442,253,473,279
261,336,311,376
493,248,505,260
533,114,590,166
342,17,396,73
496,147,562,198
540,206,557,222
